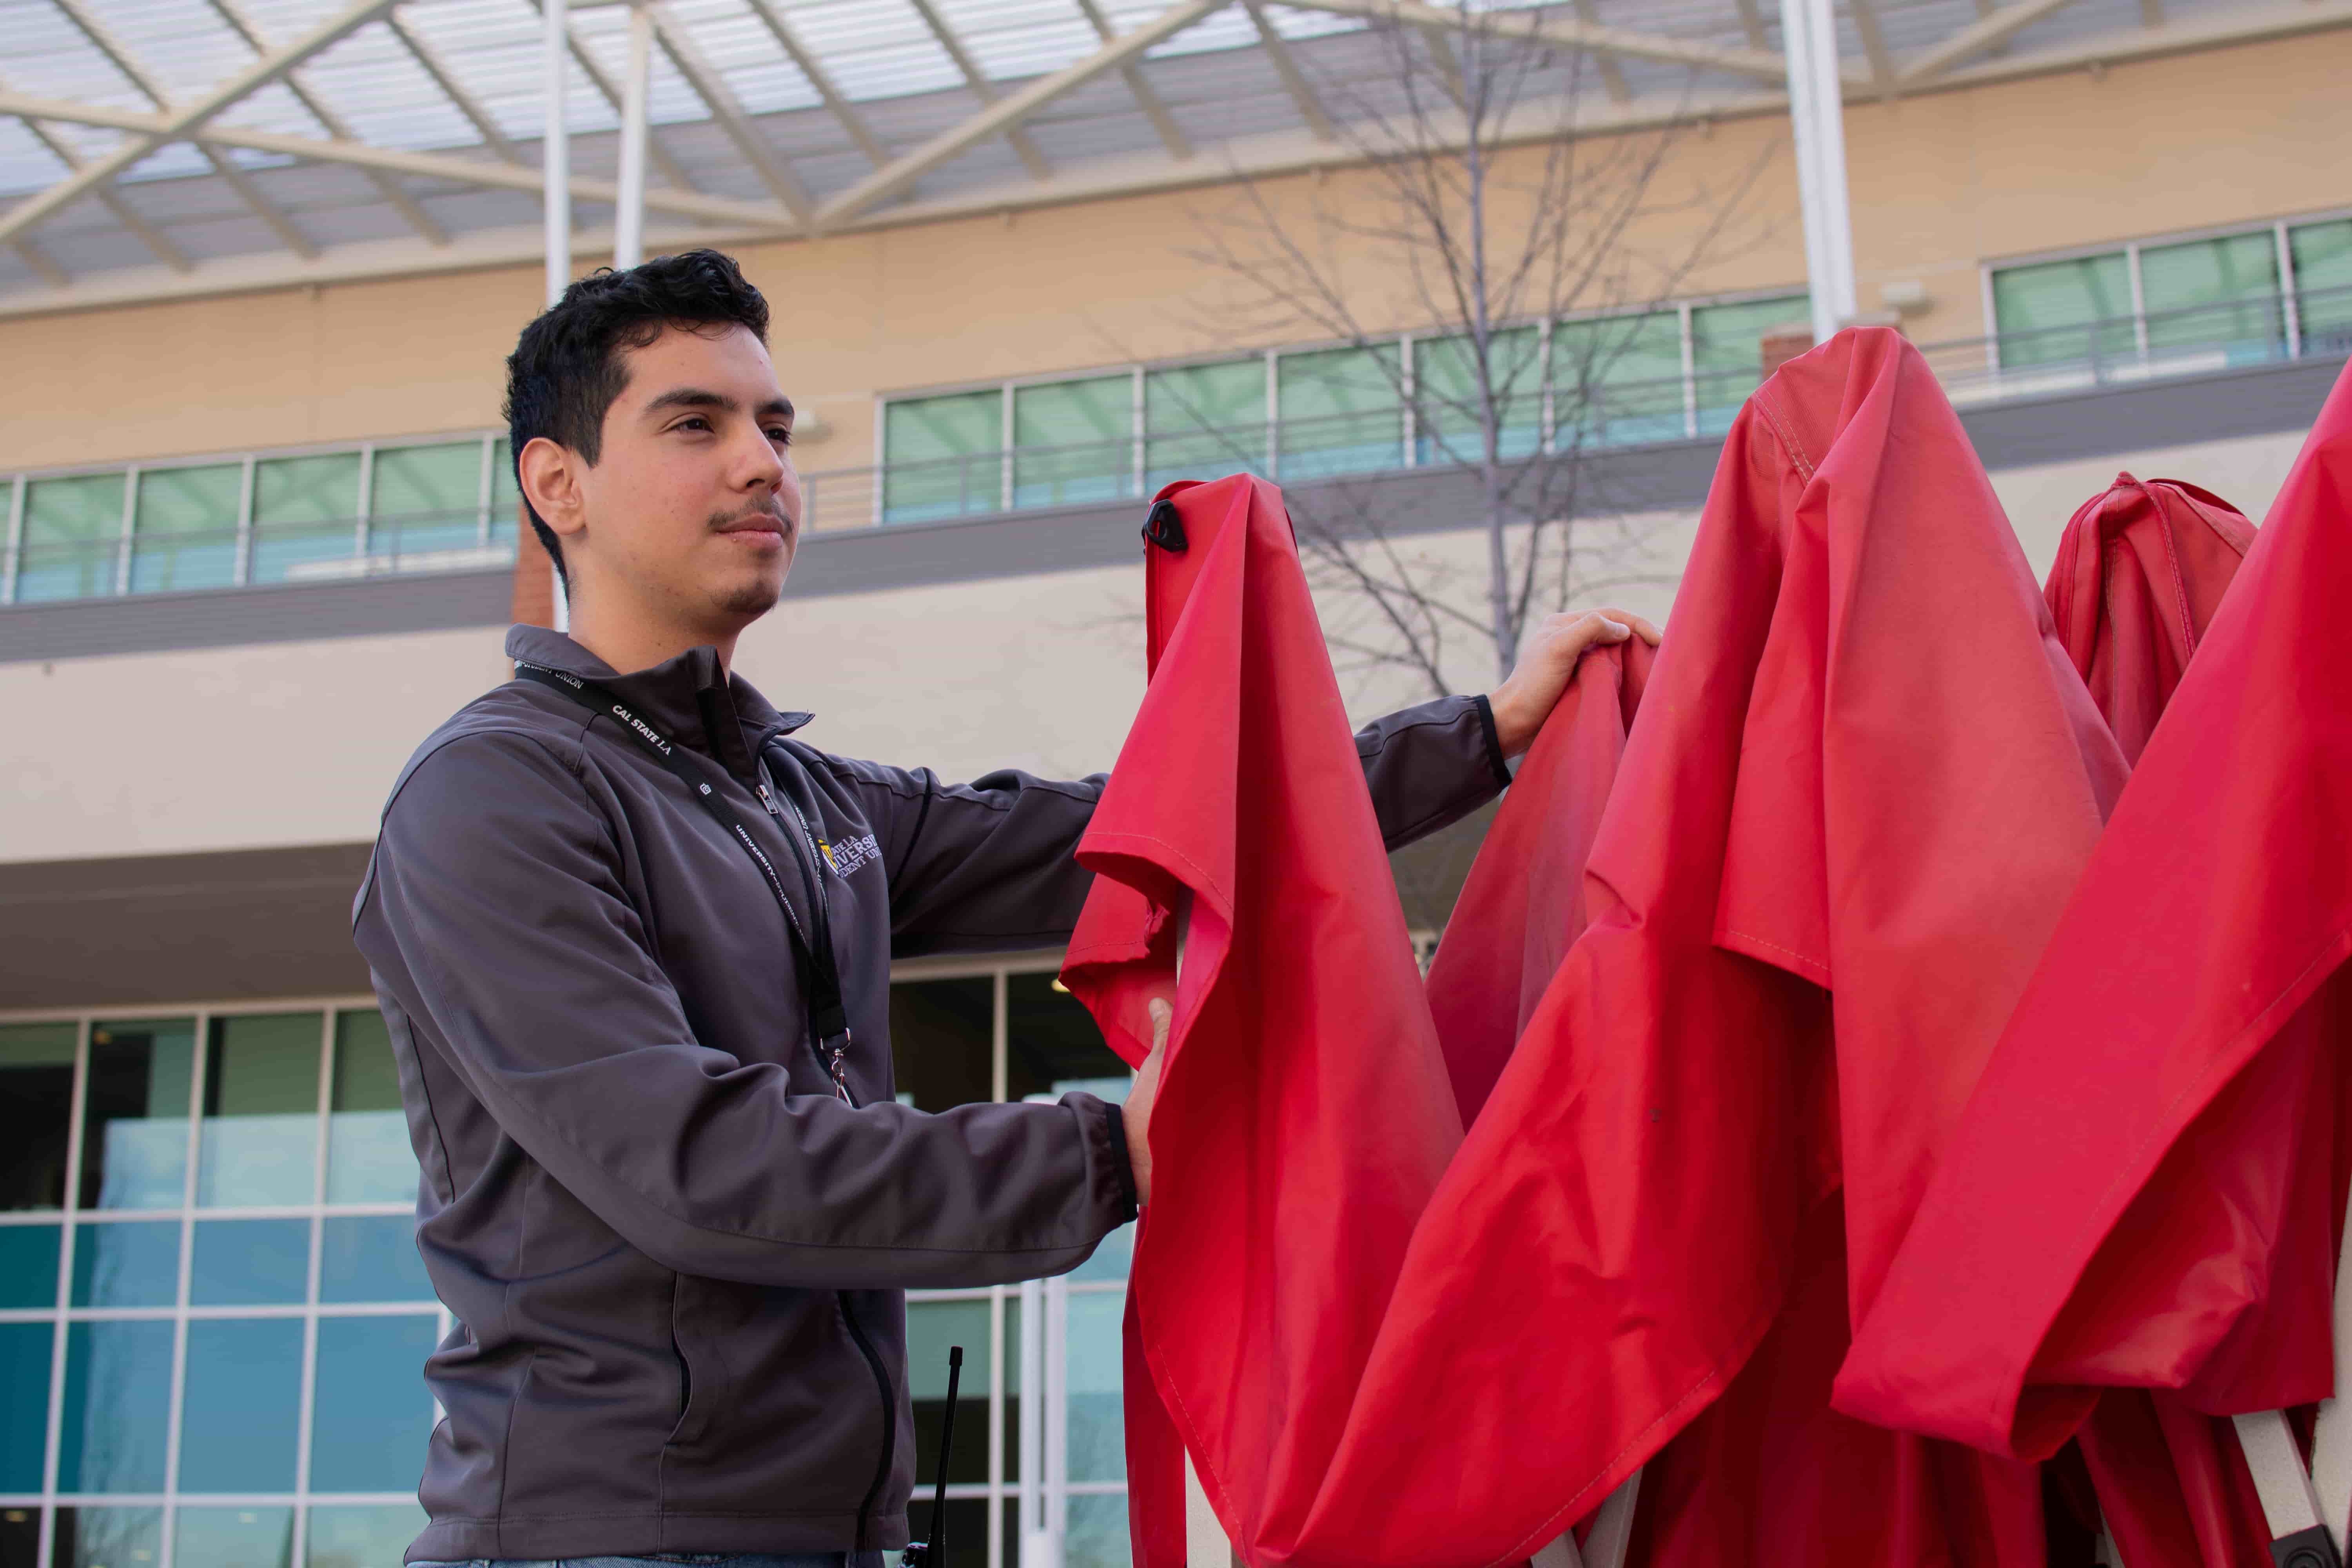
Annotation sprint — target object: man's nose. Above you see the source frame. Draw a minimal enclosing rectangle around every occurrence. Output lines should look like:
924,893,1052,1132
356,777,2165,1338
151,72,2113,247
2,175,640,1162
735,428,787,489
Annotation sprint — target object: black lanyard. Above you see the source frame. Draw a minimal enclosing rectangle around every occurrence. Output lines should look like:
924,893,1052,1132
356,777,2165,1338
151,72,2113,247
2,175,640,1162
514,660,856,1103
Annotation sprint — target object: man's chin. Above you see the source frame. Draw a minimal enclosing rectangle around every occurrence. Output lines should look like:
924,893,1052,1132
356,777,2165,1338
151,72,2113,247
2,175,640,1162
715,570,785,620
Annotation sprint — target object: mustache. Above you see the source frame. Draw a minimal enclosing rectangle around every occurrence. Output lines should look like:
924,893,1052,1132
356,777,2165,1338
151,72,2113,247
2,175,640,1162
711,501,797,543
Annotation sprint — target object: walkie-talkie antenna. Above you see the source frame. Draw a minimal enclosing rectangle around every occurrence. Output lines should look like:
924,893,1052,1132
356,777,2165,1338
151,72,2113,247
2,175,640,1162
902,1345,964,1568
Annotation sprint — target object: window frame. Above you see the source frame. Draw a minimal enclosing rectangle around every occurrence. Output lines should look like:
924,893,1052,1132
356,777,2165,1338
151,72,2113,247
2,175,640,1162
1981,205,2352,373
0,431,508,608
0,953,1134,1568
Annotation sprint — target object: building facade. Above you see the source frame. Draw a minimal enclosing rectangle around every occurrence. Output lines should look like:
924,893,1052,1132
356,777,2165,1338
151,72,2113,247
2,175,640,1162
3,13,2350,1568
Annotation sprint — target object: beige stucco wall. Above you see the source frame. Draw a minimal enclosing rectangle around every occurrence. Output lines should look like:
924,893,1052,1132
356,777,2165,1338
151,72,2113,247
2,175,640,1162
4,31,2347,479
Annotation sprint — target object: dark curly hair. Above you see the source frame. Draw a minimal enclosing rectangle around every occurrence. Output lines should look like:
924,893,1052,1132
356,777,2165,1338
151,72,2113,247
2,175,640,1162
503,249,771,586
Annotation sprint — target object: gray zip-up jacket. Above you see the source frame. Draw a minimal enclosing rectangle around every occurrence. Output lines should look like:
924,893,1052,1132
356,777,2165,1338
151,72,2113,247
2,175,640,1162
352,623,1510,1564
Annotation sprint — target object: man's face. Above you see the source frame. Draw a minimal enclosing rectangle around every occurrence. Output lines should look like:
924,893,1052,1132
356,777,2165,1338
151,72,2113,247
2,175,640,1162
564,321,801,630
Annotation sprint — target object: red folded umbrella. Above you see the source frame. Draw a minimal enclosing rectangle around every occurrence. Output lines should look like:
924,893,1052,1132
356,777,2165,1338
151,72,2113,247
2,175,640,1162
1835,362,2352,1469
1425,636,1653,1127
2031,472,2271,1568
1060,474,1465,1568
1072,330,2134,1568
1295,328,2123,1567
2043,473,2255,766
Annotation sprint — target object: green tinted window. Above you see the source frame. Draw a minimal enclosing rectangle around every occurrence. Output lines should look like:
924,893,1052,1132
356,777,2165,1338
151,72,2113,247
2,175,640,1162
372,441,485,559
0,1022,77,1211
1991,254,2134,368
80,1019,196,1211
2292,219,2352,344
130,464,241,594
1413,326,1543,465
1276,344,1402,480
1011,375,1135,509
197,1013,322,1209
883,390,1004,523
251,453,361,583
2140,231,2281,360
18,472,125,603
328,1009,415,1205
1690,294,1809,435
490,438,522,546
1145,359,1266,490
1553,310,1687,448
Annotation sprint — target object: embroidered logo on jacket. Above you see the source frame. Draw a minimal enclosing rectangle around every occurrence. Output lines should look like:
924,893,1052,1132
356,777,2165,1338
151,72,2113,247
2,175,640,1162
821,832,883,880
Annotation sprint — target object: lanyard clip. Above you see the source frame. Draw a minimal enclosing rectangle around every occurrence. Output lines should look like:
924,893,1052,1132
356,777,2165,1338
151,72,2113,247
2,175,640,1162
825,1029,854,1104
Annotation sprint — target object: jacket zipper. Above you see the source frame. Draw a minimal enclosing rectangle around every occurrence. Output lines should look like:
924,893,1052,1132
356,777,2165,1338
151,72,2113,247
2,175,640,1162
838,1291,899,1554
759,763,894,1545
754,773,855,1103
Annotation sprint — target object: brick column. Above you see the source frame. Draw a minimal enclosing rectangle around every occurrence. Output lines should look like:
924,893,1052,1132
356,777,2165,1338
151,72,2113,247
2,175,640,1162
508,501,557,628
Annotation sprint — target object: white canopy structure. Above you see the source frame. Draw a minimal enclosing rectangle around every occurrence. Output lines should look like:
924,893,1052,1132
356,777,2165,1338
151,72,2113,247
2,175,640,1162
1,0,2345,319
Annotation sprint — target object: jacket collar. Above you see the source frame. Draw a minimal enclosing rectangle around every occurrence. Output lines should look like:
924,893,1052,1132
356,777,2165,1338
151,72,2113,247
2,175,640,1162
505,624,813,782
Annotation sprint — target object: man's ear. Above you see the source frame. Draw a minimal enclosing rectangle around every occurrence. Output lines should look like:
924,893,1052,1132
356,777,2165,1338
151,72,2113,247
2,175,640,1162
519,436,587,544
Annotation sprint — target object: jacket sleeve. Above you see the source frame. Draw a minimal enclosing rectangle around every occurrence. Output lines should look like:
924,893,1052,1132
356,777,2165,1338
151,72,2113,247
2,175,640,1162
844,691,1510,958
354,728,1135,1291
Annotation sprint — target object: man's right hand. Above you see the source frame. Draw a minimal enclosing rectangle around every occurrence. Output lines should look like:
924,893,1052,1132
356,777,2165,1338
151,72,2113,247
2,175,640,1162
1124,998,1172,1207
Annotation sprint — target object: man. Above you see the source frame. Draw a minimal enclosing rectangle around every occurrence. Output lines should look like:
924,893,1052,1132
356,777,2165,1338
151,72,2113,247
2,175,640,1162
353,249,1659,1568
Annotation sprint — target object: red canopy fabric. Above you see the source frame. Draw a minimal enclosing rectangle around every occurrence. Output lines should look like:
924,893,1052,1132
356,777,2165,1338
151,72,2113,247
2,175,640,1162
1425,637,1653,1127
1835,363,2352,1465
2043,474,2254,765
1070,329,2136,1568
2029,472,2270,1568
1060,474,1464,1568
1298,328,2122,1566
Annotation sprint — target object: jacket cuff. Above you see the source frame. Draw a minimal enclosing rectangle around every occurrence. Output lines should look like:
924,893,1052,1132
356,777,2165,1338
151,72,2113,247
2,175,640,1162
1472,694,1512,789
1100,1100,1140,1220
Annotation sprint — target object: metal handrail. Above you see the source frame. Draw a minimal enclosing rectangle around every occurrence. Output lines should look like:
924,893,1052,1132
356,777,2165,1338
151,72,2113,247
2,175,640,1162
5,285,2348,606
798,282,2352,534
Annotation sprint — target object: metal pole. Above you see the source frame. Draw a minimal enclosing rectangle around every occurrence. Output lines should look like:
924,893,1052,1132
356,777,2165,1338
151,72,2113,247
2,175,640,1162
541,0,572,630
614,2,652,269
1779,0,1856,342
542,0,570,309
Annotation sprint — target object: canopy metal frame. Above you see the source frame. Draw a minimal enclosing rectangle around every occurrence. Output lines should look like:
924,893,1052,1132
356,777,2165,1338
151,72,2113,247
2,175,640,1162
0,0,2344,318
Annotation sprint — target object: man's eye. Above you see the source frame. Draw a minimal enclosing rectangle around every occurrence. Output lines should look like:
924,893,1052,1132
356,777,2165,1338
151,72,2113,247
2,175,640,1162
769,427,793,446
675,416,712,432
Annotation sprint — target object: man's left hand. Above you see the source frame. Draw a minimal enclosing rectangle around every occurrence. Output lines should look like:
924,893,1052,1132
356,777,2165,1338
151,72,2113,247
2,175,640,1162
1486,607,1663,759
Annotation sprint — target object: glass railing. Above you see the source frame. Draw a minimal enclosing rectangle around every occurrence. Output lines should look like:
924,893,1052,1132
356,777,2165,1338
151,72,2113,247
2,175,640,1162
806,287,2351,533
2,507,517,607
8,287,2348,607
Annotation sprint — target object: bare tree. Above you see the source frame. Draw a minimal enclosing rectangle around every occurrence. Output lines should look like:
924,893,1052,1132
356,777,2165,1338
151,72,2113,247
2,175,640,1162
1160,12,1777,697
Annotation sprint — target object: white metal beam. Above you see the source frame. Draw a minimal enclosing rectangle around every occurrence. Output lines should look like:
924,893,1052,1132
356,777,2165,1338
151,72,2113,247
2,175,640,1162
1074,0,1192,159
739,0,889,167
1782,0,1856,339
906,0,1053,181
203,0,448,245
48,0,321,257
1277,0,1807,84
1568,0,1635,105
649,3,814,225
1732,0,1771,49
0,0,405,249
612,2,650,267
1899,0,2087,85
1242,0,1338,139
0,88,793,227
1849,0,1898,91
819,0,1225,226
0,72,192,272
388,13,527,163
544,0,569,303
10,238,67,286
552,14,696,192
8,0,2352,314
